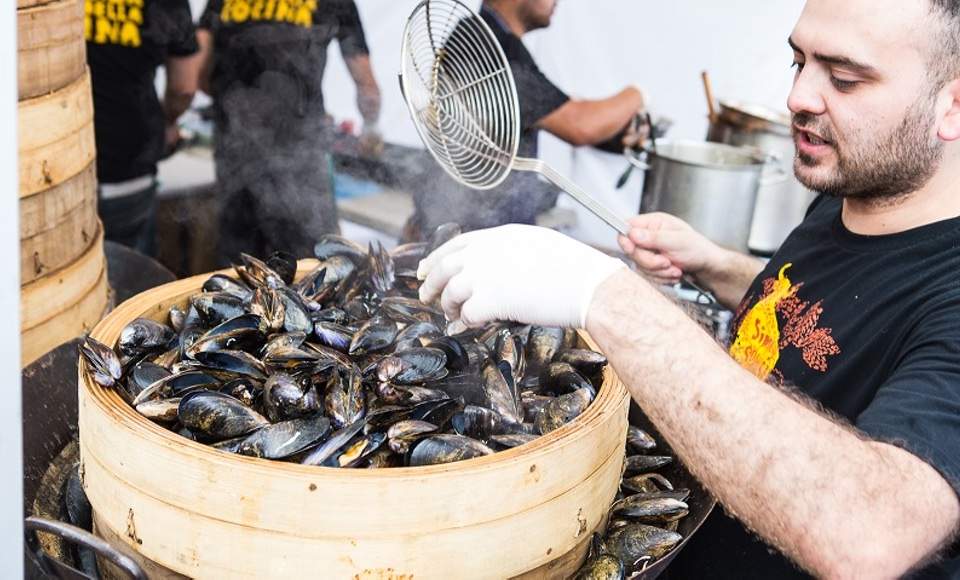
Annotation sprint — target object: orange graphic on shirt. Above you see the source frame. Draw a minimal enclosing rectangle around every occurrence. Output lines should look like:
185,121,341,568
730,264,797,379
730,264,841,380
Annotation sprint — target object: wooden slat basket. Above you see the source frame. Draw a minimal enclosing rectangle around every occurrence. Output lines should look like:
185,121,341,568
17,0,86,100
78,263,631,579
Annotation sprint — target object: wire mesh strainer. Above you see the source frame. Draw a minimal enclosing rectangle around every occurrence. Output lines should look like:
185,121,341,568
399,0,630,234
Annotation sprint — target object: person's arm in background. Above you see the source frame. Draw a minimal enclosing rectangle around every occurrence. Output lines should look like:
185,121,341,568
195,28,213,97
336,0,382,155
539,85,645,148
161,0,202,153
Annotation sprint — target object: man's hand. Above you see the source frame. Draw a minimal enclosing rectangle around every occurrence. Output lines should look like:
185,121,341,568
617,212,724,285
162,123,182,159
358,127,384,158
417,225,626,328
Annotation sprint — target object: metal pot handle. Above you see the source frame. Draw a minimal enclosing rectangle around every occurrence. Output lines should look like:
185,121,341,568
623,147,651,171
25,516,148,580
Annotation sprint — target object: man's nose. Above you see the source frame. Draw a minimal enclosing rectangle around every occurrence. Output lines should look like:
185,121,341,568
787,68,827,117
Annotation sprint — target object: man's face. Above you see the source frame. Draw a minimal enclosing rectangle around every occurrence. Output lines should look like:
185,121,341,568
788,0,948,199
518,0,557,31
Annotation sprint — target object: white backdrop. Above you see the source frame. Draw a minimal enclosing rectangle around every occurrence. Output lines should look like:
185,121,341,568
187,0,806,247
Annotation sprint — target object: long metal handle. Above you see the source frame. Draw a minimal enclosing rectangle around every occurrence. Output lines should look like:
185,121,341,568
25,516,148,580
514,157,630,235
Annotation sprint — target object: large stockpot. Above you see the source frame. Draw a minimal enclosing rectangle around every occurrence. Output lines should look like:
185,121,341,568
630,140,769,253
708,101,817,255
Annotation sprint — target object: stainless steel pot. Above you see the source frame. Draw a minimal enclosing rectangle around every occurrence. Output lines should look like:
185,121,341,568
708,101,817,255
628,140,769,253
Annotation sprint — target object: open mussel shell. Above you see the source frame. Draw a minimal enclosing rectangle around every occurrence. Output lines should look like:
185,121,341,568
386,420,438,455
219,377,262,408
262,345,320,374
237,253,286,290
80,337,123,389
265,251,298,286
420,336,468,371
408,434,494,467
324,366,366,429
378,347,448,385
380,296,442,324
603,523,683,564
236,415,332,460
128,361,172,399
262,331,308,356
118,318,176,358
278,287,313,334
301,419,367,466
326,432,387,468
178,391,270,441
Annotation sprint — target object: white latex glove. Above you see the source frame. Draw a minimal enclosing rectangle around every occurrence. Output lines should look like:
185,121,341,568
417,225,627,329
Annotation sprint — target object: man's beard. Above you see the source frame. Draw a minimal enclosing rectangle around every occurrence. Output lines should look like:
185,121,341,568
792,93,944,200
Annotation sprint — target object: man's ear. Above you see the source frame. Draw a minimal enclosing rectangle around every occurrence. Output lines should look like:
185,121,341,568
938,78,960,142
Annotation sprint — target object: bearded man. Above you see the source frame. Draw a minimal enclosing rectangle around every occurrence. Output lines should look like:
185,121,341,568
417,0,960,576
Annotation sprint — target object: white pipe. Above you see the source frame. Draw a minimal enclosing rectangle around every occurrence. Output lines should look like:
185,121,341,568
0,1,23,574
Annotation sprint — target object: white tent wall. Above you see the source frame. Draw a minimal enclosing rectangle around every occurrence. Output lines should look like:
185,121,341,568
188,0,805,247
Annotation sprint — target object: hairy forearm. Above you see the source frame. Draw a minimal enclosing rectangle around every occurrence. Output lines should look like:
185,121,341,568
587,269,959,577
698,247,765,310
345,55,380,125
163,90,193,125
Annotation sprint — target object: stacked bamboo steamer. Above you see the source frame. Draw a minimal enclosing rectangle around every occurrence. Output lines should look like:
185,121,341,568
78,262,631,579
18,0,109,366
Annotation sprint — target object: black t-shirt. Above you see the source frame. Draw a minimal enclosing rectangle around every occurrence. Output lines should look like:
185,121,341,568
86,0,198,183
668,196,960,579
414,7,570,232
199,0,368,193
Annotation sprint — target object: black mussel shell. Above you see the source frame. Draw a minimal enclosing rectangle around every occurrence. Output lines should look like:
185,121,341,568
349,316,398,356
129,361,172,397
604,523,682,564
237,415,331,459
301,419,367,466
313,322,355,353
263,372,321,422
409,434,493,467
324,366,366,429
313,235,367,264
426,223,462,255
136,398,182,422
279,287,313,334
265,251,298,286
202,274,253,302
526,326,564,375
191,292,247,327
219,377,262,408
624,455,673,475
451,404,504,440
178,391,269,440
132,370,221,405
194,350,267,381
536,387,593,435
420,336,468,372
627,425,657,451
311,307,350,326
481,359,523,425
489,433,539,450
118,318,176,358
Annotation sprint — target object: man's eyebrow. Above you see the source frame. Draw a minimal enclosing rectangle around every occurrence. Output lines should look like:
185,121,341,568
788,36,879,77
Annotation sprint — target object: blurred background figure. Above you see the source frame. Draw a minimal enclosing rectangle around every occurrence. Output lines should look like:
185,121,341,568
86,0,200,257
404,0,648,240
196,0,382,262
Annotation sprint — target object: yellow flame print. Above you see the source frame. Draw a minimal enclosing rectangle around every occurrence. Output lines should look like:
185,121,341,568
730,264,796,380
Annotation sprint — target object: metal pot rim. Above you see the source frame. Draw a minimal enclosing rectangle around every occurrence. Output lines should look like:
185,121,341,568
718,101,793,137
642,139,769,171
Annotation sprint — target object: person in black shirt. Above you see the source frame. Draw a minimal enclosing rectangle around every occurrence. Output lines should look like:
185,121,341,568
86,0,199,256
417,0,960,577
406,0,648,237
196,0,381,262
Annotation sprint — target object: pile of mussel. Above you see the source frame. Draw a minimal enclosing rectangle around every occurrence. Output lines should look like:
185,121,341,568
80,226,608,468
574,425,690,579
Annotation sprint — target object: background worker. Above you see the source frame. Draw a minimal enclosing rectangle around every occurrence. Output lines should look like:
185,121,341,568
405,0,649,238
418,0,960,576
196,0,382,262
86,0,200,256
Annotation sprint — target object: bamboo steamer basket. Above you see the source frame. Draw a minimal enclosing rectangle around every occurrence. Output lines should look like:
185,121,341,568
20,162,98,284
22,226,108,366
18,70,97,199
17,0,86,100
79,262,631,579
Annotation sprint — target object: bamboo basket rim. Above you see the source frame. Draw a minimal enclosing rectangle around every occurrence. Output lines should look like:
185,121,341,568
82,263,630,482
22,224,103,330
18,0,82,45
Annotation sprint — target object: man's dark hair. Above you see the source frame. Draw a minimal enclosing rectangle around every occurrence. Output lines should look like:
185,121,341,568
928,0,960,82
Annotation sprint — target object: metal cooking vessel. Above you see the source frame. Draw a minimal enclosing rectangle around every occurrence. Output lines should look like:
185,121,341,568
708,101,817,255
630,140,768,253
